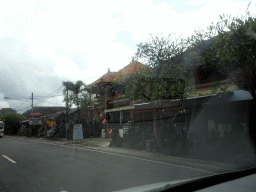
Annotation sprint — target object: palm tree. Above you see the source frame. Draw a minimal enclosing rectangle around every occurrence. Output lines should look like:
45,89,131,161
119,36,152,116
63,80,85,123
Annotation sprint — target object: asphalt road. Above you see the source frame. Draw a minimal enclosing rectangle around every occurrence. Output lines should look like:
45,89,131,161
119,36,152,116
0,136,216,192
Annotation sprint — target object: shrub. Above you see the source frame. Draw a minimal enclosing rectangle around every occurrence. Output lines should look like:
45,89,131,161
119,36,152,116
0,113,26,135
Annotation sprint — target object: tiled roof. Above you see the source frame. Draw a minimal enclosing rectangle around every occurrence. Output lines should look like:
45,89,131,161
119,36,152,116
0,108,15,111
22,106,66,119
90,61,148,85
118,61,148,75
62,108,79,114
29,112,43,116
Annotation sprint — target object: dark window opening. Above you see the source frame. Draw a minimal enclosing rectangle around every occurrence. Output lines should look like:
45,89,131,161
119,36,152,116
196,65,228,85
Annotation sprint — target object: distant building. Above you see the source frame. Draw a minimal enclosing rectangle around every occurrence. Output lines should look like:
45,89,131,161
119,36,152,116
0,108,17,116
22,106,66,119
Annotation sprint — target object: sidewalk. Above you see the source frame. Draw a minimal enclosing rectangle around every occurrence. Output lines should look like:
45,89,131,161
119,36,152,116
65,137,111,147
7,135,239,174
62,138,239,174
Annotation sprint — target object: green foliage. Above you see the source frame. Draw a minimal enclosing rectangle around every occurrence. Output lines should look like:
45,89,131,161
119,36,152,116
112,33,195,101
135,34,188,79
80,85,95,110
62,80,85,120
113,69,186,101
190,2,256,98
211,82,220,94
0,113,26,135
22,129,28,136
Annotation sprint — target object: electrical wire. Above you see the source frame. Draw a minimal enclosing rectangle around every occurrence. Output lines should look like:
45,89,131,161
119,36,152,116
33,95,63,98
16,105,33,112
33,86,64,106
16,85,64,113
33,86,63,104
13,97,31,110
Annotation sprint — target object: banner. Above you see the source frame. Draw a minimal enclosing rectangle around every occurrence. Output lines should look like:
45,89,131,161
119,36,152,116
102,119,108,125
46,121,54,128
73,124,83,140
29,118,41,125
99,113,104,120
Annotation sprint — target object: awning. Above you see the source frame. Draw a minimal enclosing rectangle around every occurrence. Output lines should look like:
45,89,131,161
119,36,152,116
20,120,29,123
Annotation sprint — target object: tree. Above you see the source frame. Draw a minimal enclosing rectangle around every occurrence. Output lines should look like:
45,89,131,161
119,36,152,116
80,85,97,122
188,3,256,98
112,34,196,102
214,10,256,98
80,85,94,110
113,68,185,101
0,113,26,135
187,2,256,157
63,80,85,122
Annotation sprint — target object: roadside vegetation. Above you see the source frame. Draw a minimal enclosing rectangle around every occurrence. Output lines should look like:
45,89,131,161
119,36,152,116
0,113,26,135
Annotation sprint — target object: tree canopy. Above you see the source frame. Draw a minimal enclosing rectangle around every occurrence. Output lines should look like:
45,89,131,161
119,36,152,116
0,113,26,135
62,80,85,121
189,2,256,98
112,34,196,101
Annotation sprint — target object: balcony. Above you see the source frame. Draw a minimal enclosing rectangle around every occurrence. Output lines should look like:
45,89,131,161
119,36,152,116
104,79,239,112
196,79,235,90
105,96,133,112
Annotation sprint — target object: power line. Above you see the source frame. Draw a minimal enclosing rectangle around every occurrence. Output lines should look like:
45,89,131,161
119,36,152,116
33,86,64,106
16,105,32,112
15,86,64,113
33,86,63,105
13,97,31,110
33,95,63,98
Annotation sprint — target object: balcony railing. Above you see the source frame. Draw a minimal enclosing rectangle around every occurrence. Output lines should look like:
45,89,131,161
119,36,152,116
196,79,235,90
105,95,131,110
104,79,237,110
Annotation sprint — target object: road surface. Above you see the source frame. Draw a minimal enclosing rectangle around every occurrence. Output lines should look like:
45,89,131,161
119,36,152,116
0,136,229,192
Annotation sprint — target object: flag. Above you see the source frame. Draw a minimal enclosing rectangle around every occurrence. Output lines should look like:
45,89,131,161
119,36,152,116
99,113,104,120
102,119,108,125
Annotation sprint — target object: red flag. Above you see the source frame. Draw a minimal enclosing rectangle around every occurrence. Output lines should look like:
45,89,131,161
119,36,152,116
99,113,104,120
102,119,108,124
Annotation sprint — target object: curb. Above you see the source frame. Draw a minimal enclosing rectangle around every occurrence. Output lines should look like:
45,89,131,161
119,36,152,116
5,135,239,173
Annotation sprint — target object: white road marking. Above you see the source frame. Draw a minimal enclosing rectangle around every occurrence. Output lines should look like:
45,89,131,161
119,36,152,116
60,190,68,192
2,155,17,163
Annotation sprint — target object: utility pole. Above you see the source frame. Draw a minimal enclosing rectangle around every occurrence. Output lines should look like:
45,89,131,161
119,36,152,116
66,89,69,140
32,92,33,112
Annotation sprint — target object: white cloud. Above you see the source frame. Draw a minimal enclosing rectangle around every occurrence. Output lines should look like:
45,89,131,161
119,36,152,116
0,0,255,112
0,94,9,109
186,0,209,6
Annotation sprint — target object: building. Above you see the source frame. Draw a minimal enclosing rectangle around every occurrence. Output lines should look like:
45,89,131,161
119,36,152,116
22,106,66,119
0,108,17,116
89,61,149,136
89,56,240,140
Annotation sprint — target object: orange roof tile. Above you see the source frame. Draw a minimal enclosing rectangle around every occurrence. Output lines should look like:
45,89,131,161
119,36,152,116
118,61,148,75
1,108,15,110
90,61,148,85
29,112,43,116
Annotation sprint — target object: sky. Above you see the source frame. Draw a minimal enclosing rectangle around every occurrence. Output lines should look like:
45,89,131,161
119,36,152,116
0,0,255,114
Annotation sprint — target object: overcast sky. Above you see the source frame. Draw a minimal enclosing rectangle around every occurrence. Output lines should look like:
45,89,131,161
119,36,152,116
0,0,255,114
